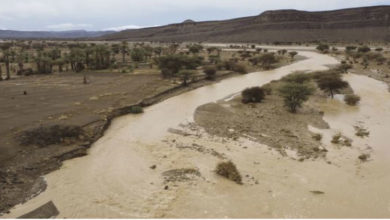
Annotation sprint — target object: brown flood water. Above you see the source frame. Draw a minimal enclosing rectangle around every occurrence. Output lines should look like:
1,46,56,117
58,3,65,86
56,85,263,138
4,51,390,218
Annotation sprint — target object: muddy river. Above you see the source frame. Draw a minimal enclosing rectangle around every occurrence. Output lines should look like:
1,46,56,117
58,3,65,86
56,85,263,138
4,51,390,218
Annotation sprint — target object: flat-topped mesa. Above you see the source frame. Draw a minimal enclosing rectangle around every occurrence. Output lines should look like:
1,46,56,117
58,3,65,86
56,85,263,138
256,6,390,24
182,19,196,24
101,5,390,42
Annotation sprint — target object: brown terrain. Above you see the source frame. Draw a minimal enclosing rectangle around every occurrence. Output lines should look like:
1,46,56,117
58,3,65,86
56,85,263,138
102,6,390,43
0,72,173,213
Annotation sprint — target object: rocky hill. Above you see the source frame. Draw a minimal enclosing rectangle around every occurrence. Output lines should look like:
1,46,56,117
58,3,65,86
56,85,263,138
102,6,390,43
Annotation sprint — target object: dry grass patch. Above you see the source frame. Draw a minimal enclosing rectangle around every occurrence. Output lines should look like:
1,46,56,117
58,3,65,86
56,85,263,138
19,125,84,147
215,161,242,184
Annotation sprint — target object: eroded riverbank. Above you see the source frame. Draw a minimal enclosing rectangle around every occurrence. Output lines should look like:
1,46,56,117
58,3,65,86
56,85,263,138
6,51,387,218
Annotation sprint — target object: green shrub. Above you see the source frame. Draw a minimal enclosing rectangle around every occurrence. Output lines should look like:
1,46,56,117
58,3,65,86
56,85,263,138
283,73,311,84
216,161,242,184
129,105,144,114
289,51,298,59
242,87,265,103
262,84,272,95
203,65,217,80
358,46,371,53
344,94,361,106
315,72,349,98
232,63,247,74
157,54,203,77
316,44,330,52
279,82,314,113
250,53,278,69
178,69,195,86
345,46,357,52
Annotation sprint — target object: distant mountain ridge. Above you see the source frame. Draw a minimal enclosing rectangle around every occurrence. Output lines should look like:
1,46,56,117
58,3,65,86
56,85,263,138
101,5,390,43
0,30,115,39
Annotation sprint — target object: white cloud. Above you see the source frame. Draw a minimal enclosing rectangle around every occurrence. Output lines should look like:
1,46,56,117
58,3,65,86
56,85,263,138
103,25,143,31
46,23,93,30
103,24,160,31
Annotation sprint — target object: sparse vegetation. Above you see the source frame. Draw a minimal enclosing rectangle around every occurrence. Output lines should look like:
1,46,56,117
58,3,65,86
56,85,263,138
162,168,201,182
289,51,298,60
250,53,278,69
203,65,217,80
312,133,323,141
316,44,330,53
283,72,311,84
278,82,314,113
315,72,349,98
157,54,203,78
344,94,361,106
215,161,242,184
128,105,144,114
358,46,371,53
358,154,370,161
242,87,265,104
331,133,352,146
232,62,247,74
354,126,370,137
19,125,84,147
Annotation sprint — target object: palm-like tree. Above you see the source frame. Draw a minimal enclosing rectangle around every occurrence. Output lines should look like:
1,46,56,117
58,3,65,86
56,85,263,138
120,41,129,63
1,43,12,80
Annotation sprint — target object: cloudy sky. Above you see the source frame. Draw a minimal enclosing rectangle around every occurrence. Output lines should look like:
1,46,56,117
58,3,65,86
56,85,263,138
0,0,389,31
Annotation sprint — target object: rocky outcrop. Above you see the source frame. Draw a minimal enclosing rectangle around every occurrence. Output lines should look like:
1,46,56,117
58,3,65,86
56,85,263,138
101,6,390,43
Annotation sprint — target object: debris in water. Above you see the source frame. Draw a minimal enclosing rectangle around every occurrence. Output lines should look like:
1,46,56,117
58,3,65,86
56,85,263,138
358,154,370,162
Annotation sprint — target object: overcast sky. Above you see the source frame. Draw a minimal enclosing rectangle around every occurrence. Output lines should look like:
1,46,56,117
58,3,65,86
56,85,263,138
0,0,389,31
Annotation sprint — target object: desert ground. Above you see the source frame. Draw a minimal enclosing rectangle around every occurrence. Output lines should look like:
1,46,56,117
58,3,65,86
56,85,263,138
1,42,390,218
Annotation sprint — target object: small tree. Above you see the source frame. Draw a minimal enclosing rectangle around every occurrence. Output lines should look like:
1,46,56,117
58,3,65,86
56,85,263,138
203,65,217,80
131,47,145,62
283,72,311,84
188,44,203,54
316,44,329,53
242,87,265,103
157,54,203,77
375,47,383,52
345,46,357,52
178,69,195,86
120,41,129,63
289,51,298,60
257,53,277,69
315,73,349,98
232,63,247,74
358,46,371,53
0,64,3,80
279,82,314,113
